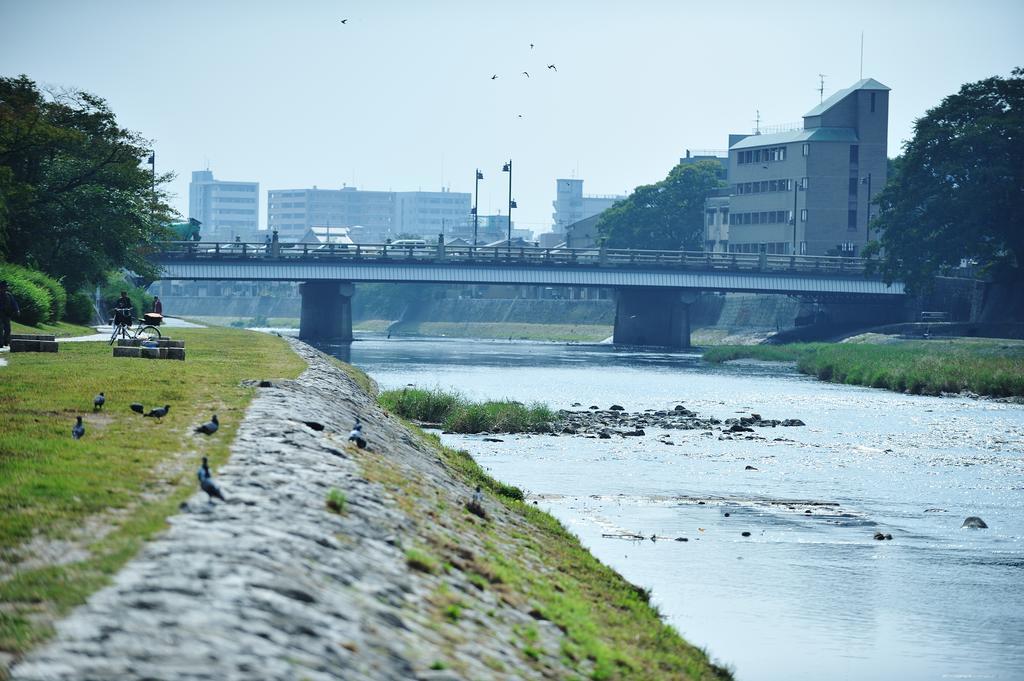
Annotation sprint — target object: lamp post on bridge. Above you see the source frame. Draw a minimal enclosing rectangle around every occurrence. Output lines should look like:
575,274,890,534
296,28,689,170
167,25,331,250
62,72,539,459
472,169,483,246
860,172,872,254
790,177,805,255
502,160,516,254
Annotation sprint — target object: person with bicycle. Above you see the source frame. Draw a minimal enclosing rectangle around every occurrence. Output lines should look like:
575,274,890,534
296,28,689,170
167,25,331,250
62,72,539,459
113,291,133,327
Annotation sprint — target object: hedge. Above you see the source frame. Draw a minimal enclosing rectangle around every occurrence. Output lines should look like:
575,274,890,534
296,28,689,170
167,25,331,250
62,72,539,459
0,264,52,326
20,268,66,322
65,291,96,324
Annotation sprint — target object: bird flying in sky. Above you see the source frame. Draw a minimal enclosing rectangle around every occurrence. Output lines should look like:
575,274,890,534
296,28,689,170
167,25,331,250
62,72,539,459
547,64,557,71
491,74,498,80
522,71,529,78
340,18,348,24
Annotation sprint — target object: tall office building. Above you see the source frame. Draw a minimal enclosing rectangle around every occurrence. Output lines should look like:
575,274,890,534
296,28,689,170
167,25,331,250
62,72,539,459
188,170,259,242
267,186,471,242
708,78,889,256
551,179,626,234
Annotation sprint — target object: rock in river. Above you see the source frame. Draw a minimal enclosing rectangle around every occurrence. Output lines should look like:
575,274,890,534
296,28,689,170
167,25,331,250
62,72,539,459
961,516,988,529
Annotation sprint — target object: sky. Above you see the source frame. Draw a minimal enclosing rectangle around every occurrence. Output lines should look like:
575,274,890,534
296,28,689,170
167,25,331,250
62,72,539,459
1,0,1022,235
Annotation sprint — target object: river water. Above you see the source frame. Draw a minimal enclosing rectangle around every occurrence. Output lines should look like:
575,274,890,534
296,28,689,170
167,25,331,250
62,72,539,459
329,335,1024,681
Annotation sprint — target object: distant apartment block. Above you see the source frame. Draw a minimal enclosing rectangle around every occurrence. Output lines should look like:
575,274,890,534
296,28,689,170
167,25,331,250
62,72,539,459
705,78,889,256
267,186,471,243
188,170,259,242
551,179,625,234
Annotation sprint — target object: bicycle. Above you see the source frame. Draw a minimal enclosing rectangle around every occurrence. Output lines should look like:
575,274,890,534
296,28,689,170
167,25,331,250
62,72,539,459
108,308,162,345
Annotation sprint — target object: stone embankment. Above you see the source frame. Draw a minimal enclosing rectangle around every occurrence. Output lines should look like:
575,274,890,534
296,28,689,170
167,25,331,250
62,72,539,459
11,339,728,681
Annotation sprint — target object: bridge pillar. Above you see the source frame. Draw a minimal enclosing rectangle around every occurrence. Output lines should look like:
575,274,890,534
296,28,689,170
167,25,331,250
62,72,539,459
299,281,353,343
613,288,697,349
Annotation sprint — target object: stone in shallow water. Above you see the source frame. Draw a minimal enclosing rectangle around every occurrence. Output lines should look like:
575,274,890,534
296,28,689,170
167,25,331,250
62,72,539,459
961,516,988,529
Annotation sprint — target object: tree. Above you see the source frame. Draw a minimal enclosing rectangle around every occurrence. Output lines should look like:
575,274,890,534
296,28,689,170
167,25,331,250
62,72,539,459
597,160,724,250
867,68,1024,292
0,75,176,290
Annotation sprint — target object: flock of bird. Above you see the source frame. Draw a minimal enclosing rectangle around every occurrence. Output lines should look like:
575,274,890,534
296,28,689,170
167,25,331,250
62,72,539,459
74,393,371,503
72,393,225,502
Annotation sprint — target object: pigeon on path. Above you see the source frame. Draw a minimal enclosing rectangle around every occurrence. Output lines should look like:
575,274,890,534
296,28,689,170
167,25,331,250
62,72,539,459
145,405,170,421
130,403,145,415
195,414,219,435
349,421,367,449
198,457,226,502
93,392,105,411
72,416,85,440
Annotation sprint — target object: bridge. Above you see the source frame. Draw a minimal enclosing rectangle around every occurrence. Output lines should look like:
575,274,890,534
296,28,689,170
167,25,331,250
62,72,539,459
151,241,905,348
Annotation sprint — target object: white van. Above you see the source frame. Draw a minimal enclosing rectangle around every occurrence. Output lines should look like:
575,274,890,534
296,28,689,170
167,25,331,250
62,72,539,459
390,239,428,248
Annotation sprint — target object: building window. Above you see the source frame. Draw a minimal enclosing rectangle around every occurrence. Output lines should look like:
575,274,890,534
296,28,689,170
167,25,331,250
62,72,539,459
849,177,859,196
849,145,859,163
801,209,808,222
848,209,858,230
802,143,810,156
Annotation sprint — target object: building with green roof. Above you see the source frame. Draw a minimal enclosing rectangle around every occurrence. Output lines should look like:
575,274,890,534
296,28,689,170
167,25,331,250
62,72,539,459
706,78,889,257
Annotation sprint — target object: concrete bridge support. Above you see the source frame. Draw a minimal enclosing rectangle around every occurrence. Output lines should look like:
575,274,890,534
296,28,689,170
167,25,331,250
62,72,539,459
299,281,353,343
613,288,697,349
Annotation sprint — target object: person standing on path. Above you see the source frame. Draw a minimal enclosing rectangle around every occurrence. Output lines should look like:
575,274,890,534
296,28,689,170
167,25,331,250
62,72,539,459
0,280,20,348
152,296,163,315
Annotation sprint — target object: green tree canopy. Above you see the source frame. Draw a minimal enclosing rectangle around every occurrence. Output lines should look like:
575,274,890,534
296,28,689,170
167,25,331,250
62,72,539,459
597,160,724,250
0,75,176,290
868,67,1023,291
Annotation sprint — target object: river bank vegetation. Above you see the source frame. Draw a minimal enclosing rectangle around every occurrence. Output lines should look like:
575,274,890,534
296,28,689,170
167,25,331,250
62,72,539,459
379,387,555,433
704,338,1024,397
0,328,305,654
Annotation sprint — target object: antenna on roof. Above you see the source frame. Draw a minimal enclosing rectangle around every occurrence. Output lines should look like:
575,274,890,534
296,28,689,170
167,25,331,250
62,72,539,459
818,74,827,103
860,31,864,79
754,109,761,134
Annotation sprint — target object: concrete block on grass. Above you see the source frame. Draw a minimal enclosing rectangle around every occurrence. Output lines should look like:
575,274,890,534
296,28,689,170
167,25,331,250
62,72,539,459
112,346,141,358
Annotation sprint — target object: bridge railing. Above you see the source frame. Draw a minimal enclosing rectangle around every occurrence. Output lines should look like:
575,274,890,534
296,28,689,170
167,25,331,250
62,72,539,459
153,241,869,275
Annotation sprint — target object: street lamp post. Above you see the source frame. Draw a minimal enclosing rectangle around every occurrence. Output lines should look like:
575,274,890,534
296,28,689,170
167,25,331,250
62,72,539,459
473,169,483,246
861,172,872,252
502,160,515,254
790,177,803,255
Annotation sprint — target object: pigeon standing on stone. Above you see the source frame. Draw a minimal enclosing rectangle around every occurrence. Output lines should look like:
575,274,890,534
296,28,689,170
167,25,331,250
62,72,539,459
144,405,170,421
72,416,85,440
195,414,219,435
198,456,226,502
93,392,105,411
348,422,367,449
130,403,145,415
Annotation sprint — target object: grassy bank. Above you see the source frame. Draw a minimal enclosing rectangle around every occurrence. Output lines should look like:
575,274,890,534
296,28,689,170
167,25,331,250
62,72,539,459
0,327,305,654
704,338,1024,397
362,413,732,679
10,321,96,338
380,387,555,433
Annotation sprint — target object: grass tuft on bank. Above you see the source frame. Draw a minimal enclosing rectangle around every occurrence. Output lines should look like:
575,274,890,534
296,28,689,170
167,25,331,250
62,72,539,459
0,327,305,655
379,387,554,433
704,339,1024,397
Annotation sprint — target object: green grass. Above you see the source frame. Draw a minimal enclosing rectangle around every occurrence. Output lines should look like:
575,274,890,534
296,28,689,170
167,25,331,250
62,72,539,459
326,489,347,514
702,343,825,364
406,548,441,575
10,320,96,338
704,339,1024,397
379,387,554,434
0,327,306,654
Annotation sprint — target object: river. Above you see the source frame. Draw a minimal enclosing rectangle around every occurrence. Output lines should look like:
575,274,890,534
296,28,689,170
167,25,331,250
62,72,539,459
329,335,1024,681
